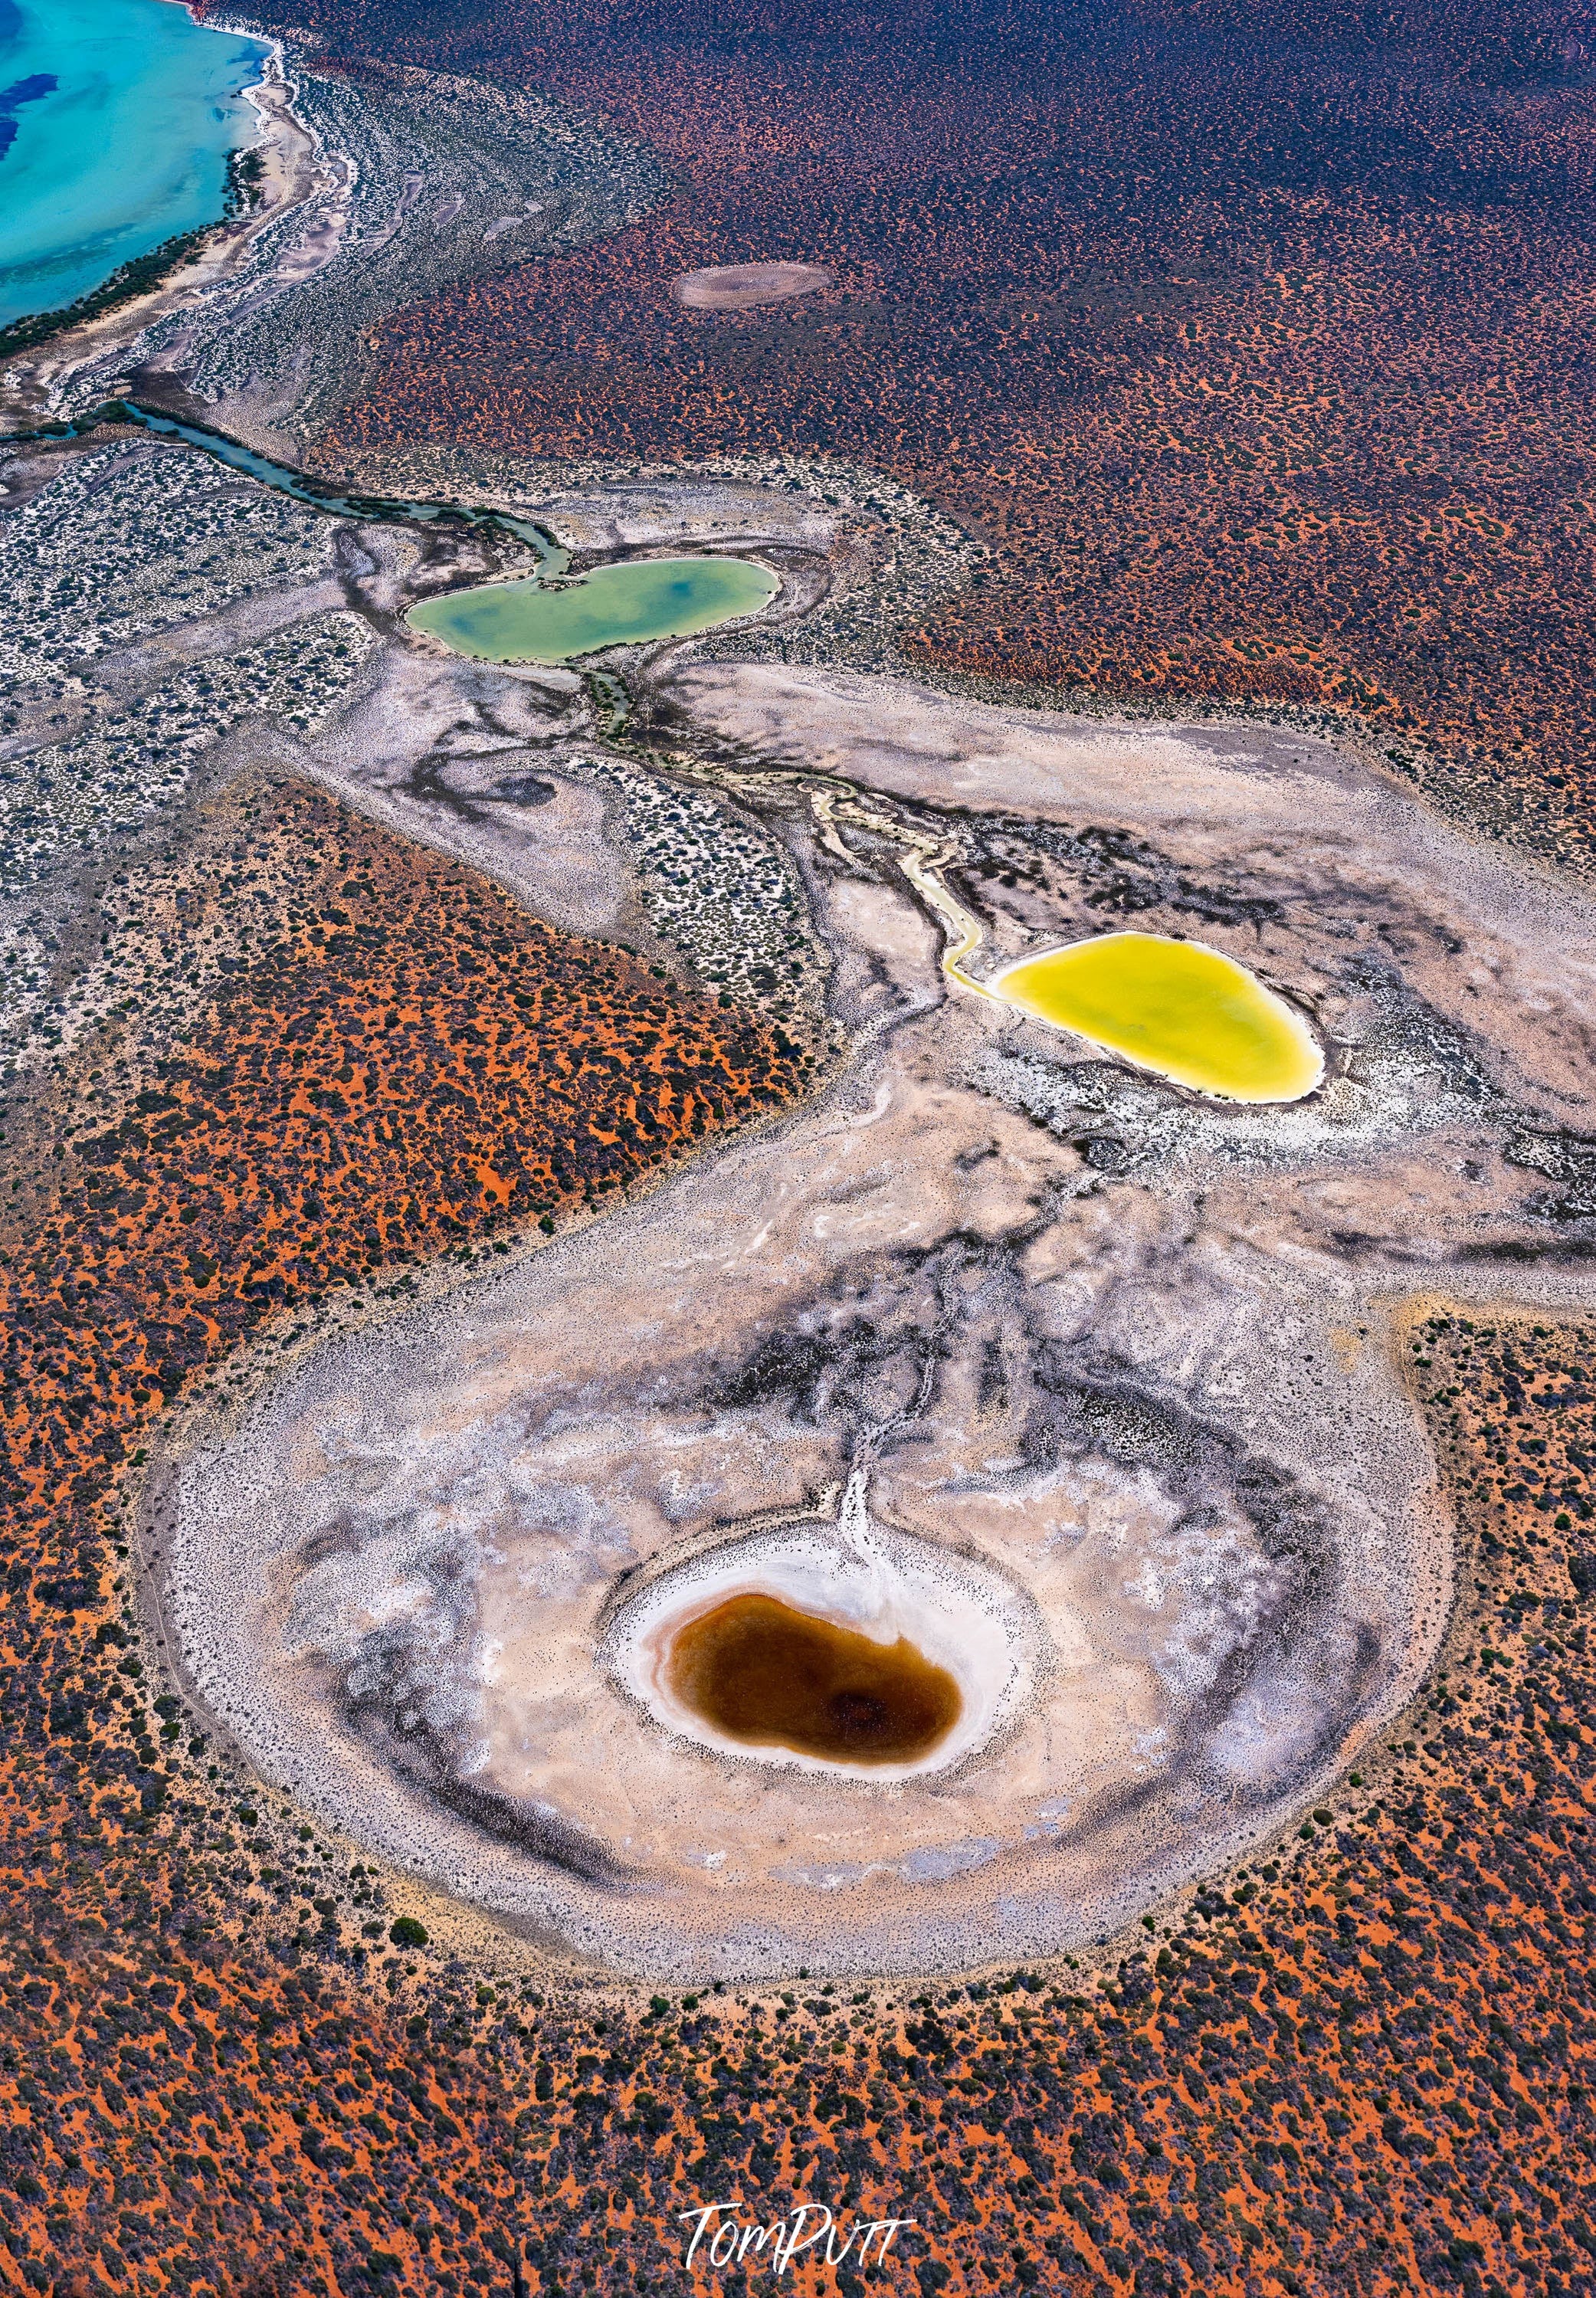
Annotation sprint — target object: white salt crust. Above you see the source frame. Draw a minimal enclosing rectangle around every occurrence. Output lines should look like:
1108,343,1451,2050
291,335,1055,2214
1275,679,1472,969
146,655,1596,1978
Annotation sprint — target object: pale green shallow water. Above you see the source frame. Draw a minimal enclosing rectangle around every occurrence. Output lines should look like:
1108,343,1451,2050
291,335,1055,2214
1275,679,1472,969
408,556,778,663
0,0,267,328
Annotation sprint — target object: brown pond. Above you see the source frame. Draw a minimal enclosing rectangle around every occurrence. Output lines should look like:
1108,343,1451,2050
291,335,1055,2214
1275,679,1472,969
664,1592,962,1765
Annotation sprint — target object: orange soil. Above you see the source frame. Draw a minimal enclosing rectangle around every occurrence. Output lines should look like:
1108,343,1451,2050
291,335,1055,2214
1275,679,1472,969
238,2,1596,866
5,854,1596,2298
3,776,798,1527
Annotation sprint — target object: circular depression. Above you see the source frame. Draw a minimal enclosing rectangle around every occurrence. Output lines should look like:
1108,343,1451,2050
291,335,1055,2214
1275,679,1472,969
152,1218,1437,1978
600,1485,1046,1778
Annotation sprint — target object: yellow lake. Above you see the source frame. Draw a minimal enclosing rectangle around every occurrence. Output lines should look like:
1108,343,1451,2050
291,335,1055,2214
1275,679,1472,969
989,931,1323,1103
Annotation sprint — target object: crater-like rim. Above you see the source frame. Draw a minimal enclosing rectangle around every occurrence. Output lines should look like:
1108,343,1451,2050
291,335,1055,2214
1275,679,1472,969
595,1483,1050,1783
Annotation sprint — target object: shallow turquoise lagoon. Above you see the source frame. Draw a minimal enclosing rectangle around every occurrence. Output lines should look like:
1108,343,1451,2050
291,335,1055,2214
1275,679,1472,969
0,0,268,328
408,556,780,663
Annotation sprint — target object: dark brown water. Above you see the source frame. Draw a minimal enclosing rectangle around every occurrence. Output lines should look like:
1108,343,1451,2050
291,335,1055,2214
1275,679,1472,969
666,1592,962,1765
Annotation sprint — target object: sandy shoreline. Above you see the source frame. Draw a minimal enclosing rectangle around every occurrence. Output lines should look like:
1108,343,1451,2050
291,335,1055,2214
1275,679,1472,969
0,27,326,425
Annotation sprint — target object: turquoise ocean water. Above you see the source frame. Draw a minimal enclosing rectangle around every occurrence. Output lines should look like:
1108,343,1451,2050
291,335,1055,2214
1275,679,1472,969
0,0,268,328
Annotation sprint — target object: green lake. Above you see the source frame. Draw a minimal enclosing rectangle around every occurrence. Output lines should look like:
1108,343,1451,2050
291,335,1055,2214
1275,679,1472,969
407,556,778,663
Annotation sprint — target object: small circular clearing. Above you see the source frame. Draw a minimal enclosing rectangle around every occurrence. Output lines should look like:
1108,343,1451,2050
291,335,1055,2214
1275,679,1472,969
673,260,834,311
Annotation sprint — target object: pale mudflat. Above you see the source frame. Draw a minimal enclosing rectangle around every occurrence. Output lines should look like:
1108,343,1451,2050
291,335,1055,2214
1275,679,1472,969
153,627,1596,1978
672,259,834,310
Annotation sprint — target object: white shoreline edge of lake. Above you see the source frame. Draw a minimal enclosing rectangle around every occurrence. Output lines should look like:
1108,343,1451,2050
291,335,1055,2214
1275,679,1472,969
0,13,331,423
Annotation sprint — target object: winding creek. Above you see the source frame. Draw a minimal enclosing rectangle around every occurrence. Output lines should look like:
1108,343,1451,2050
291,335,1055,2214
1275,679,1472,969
16,400,1326,1106
19,397,573,564
24,401,782,663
